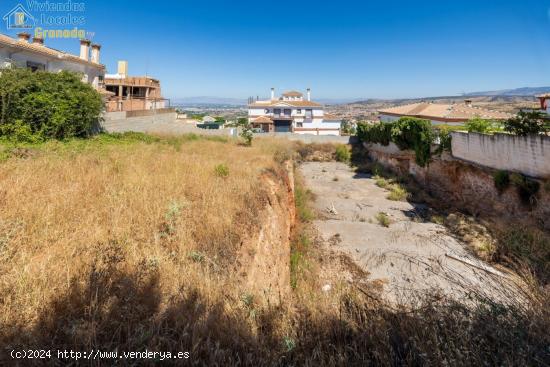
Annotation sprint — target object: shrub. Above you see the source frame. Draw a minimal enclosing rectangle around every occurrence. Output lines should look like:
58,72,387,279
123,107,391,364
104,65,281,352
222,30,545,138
465,117,493,133
358,118,434,167
390,117,433,167
0,68,103,141
214,163,229,178
387,184,408,201
435,128,452,154
237,119,254,146
356,122,392,146
510,173,540,205
493,170,510,193
335,145,351,163
374,176,389,188
375,212,391,227
504,111,549,136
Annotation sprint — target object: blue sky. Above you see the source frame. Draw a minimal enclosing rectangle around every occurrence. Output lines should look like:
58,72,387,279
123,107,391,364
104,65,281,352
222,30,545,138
2,0,550,99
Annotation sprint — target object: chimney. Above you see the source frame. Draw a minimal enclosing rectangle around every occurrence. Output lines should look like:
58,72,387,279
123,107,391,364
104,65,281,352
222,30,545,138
79,39,91,61
307,88,311,101
464,99,472,107
32,36,44,45
271,87,275,100
91,44,101,63
17,32,31,43
117,60,128,78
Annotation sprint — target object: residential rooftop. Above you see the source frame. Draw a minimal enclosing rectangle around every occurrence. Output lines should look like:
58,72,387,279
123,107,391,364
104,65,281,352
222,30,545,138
0,32,105,69
378,102,513,121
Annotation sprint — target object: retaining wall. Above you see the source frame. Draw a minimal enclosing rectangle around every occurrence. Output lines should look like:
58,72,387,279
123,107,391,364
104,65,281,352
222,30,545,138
451,132,550,178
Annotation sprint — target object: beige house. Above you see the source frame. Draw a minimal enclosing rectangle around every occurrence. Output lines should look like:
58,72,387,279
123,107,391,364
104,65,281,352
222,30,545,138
0,32,105,89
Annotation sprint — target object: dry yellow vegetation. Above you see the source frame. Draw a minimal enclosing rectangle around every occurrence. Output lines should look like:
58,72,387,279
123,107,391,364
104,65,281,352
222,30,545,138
0,133,547,366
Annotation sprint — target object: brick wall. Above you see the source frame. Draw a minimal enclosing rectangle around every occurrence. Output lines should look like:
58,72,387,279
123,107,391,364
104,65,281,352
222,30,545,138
451,132,550,178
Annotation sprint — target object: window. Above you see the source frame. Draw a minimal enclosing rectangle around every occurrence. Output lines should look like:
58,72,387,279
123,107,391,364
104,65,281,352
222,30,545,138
297,109,302,114
305,109,313,118
284,109,291,116
296,122,303,127
264,109,269,114
274,108,281,116
26,61,45,72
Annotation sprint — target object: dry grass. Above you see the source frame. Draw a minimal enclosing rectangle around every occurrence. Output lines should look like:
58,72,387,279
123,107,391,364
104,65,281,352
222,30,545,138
0,134,548,366
0,133,295,359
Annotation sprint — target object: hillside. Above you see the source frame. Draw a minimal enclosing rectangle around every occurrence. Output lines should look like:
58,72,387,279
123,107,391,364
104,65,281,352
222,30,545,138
465,86,550,96
339,95,539,115
0,134,547,365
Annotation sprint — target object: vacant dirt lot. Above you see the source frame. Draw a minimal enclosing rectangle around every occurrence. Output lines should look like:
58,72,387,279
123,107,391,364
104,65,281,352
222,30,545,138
301,161,524,304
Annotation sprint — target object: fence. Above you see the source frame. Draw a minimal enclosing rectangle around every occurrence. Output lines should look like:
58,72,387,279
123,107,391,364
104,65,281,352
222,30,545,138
450,131,550,178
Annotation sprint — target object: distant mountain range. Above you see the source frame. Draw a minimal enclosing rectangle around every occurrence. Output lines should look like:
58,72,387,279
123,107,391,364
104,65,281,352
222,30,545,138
171,97,247,106
171,96,363,107
464,87,550,97
171,87,550,107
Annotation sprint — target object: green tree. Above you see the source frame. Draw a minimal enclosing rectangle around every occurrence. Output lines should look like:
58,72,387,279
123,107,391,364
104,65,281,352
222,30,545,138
0,68,103,141
465,117,493,133
237,118,253,146
503,111,549,136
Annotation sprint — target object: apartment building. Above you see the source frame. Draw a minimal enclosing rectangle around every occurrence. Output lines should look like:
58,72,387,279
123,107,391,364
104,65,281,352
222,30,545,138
104,61,167,112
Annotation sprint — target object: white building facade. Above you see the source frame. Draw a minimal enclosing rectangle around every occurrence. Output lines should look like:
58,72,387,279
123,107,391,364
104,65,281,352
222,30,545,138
248,89,341,135
0,32,105,89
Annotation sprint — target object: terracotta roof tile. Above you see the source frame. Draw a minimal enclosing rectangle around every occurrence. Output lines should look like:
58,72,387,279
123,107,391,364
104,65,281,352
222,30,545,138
0,33,105,69
282,90,303,97
378,102,512,121
252,116,273,123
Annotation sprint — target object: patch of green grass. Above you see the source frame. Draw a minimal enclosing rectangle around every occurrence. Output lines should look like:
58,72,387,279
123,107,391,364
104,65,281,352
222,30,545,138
387,184,409,201
374,175,390,188
295,186,315,222
375,212,391,227
214,163,229,178
335,145,351,163
290,234,311,289
0,132,231,163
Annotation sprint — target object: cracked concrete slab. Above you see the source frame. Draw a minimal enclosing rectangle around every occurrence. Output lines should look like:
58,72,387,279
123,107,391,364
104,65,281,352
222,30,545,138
301,161,525,305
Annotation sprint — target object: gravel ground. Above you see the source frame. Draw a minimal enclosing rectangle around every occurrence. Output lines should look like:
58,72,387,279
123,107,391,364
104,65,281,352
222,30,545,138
301,161,525,305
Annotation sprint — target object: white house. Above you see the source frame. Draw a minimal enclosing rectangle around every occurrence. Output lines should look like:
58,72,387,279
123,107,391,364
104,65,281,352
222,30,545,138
248,88,341,135
0,32,105,89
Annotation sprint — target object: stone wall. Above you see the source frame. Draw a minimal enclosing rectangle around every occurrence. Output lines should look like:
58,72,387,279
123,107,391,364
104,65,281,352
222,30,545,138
451,132,550,178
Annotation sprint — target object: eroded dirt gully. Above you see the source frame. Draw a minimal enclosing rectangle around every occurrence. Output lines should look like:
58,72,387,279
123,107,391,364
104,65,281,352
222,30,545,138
237,161,295,305
300,161,526,305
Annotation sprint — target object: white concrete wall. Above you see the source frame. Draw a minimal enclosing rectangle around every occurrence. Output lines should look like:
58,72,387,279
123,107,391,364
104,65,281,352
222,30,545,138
451,132,550,178
379,114,397,123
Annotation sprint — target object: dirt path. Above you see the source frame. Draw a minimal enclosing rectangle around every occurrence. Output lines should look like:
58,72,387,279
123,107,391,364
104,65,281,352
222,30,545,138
301,162,524,304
